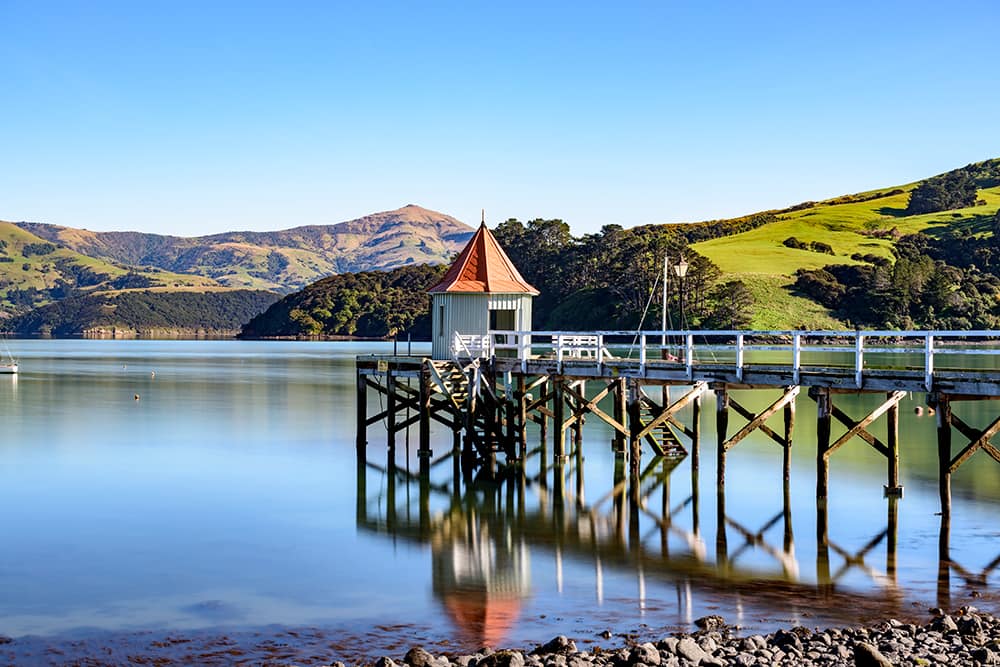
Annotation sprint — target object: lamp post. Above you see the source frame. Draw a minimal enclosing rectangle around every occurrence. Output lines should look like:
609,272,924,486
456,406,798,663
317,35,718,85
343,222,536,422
661,255,670,347
673,256,689,330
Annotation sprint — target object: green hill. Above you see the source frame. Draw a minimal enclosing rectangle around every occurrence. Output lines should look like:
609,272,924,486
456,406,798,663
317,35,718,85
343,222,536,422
689,158,1000,328
0,221,220,315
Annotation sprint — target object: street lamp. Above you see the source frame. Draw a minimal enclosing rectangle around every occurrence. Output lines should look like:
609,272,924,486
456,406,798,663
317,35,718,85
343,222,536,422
661,255,670,347
673,256,689,329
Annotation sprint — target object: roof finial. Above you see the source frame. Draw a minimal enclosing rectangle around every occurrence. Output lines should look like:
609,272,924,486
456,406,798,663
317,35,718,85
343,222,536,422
481,209,485,226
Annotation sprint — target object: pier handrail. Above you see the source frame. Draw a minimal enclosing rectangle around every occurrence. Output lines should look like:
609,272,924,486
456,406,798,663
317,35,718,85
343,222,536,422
462,329,1000,391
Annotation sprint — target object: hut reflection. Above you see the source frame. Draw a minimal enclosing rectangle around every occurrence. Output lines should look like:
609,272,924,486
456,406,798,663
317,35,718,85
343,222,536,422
431,506,531,647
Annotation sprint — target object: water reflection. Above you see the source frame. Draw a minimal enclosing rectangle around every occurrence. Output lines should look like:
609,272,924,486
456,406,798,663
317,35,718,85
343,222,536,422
357,442,951,641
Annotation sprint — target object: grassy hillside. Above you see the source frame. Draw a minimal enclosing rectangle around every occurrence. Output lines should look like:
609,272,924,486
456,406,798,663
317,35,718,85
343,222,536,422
691,159,1000,328
0,222,219,314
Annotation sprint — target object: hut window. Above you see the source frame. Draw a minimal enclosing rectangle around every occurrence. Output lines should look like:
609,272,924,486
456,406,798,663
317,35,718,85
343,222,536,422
438,304,445,334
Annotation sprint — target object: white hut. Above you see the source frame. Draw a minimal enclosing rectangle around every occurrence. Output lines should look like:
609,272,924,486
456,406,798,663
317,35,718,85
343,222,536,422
428,222,538,360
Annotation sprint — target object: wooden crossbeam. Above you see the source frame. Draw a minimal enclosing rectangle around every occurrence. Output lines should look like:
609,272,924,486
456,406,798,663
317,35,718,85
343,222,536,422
635,382,708,442
365,377,387,393
396,413,421,430
525,389,554,414
365,410,389,427
562,381,628,437
729,397,787,449
640,391,699,440
724,386,799,452
948,412,1000,474
825,391,906,460
830,404,884,453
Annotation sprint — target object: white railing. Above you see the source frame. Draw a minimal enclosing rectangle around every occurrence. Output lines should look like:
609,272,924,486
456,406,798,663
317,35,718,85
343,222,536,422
453,330,1000,391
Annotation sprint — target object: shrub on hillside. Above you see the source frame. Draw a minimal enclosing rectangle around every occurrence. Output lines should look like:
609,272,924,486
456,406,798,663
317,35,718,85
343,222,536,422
906,168,979,215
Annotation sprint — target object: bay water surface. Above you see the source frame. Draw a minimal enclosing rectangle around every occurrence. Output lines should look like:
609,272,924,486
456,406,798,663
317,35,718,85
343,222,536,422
2,340,1000,659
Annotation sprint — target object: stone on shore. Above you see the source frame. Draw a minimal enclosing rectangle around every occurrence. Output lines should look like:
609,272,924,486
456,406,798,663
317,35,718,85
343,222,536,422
694,615,726,632
478,650,525,667
854,642,893,667
405,647,438,667
674,637,706,664
627,642,659,666
532,636,577,656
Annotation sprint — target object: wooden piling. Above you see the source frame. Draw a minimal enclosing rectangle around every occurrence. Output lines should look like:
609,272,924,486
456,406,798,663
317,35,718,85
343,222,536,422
356,371,367,454
783,399,795,482
628,380,643,477
553,379,566,460
936,394,952,518
614,378,627,454
386,370,397,450
517,375,527,458
418,372,431,476
692,392,701,470
715,388,729,494
815,388,832,500
886,392,901,495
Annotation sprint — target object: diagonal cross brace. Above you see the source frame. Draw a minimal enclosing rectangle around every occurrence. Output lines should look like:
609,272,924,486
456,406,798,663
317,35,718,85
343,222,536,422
825,391,906,460
948,412,1000,474
635,382,708,442
724,386,800,452
562,381,627,436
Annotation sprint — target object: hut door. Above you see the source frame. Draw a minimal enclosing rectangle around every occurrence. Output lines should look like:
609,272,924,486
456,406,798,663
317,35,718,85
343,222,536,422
490,309,516,356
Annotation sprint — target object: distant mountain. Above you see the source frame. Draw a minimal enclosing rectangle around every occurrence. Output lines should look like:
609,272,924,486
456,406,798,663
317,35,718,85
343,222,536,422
14,205,474,293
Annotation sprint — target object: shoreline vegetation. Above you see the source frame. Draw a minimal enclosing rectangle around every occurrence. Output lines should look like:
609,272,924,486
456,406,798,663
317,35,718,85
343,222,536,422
4,607,1000,665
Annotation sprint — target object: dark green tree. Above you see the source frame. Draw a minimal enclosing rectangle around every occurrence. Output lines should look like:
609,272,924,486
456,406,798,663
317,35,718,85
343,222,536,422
906,169,979,214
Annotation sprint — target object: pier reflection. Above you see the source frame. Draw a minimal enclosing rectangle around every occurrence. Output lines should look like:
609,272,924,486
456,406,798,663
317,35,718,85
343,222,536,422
357,439,950,639
936,513,1000,611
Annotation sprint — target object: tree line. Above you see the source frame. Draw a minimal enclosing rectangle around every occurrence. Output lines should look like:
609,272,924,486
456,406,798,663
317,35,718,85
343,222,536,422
240,221,757,339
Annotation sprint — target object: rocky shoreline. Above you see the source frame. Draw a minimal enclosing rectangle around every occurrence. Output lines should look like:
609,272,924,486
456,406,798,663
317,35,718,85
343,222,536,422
364,608,1000,667
4,608,1000,665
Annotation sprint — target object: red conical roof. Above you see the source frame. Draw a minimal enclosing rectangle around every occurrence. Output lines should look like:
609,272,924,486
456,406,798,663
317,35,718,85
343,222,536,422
428,223,539,294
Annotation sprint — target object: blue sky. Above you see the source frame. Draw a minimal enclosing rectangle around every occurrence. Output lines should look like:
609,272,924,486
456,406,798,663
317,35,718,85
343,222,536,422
2,0,998,236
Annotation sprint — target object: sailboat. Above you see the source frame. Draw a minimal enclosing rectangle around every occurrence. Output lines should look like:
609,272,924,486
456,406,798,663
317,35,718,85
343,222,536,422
0,331,17,374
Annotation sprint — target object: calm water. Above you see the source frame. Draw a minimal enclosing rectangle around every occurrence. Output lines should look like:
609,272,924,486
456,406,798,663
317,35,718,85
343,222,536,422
2,340,1000,656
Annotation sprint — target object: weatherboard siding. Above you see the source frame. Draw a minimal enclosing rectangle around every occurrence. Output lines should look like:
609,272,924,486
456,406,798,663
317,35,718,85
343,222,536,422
431,293,533,360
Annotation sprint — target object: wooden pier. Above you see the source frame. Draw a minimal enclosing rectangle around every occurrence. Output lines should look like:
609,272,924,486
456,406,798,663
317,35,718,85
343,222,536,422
357,329,1000,518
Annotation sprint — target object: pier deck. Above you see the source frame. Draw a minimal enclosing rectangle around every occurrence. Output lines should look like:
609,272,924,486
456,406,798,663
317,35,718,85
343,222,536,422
356,330,1000,519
